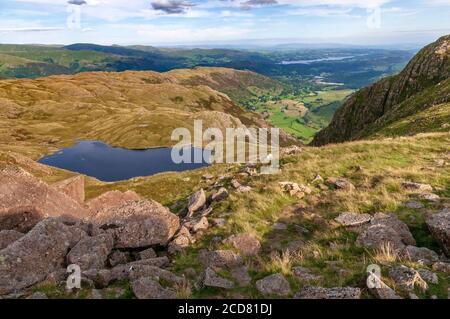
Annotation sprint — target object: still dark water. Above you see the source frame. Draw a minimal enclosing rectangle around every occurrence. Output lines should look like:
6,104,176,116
39,141,211,182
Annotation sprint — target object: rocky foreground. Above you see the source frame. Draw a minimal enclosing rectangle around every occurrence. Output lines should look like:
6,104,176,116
0,142,449,299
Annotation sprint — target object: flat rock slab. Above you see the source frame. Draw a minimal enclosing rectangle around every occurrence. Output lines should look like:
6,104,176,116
0,167,89,232
335,212,372,227
294,286,361,299
201,268,234,289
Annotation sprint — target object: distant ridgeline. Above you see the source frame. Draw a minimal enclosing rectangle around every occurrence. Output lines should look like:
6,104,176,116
0,43,413,89
312,35,450,146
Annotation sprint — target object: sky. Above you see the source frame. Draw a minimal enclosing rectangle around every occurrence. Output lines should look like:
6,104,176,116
0,0,449,46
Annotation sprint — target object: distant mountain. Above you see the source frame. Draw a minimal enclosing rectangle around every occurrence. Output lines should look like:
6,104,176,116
312,35,450,146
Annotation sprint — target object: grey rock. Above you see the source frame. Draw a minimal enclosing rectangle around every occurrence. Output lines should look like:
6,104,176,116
417,269,439,285
294,286,361,299
292,267,322,282
108,250,130,267
0,230,24,250
256,273,290,297
136,248,157,260
184,217,209,233
335,212,372,227
432,262,450,273
418,193,440,202
132,277,176,299
187,189,206,216
67,233,114,271
26,292,48,299
402,246,440,265
405,201,425,209
426,209,450,256
402,182,433,192
0,218,84,295
230,266,251,287
225,234,261,256
198,250,243,269
94,200,180,249
201,268,234,289
211,188,228,202
388,266,428,291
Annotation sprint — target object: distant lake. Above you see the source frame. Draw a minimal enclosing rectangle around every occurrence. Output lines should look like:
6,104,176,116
279,56,355,65
39,141,211,182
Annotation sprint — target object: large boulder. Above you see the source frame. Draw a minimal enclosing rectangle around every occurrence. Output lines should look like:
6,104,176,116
0,218,85,295
52,176,85,204
0,167,89,232
426,209,450,256
67,233,114,271
356,213,416,251
87,190,141,215
356,224,406,251
371,213,416,246
0,230,24,250
294,286,361,299
93,200,180,249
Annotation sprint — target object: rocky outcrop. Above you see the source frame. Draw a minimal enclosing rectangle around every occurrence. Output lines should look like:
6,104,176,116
93,200,180,249
312,35,450,145
67,233,114,271
53,176,85,204
0,218,86,295
0,167,89,232
87,190,141,215
0,230,24,250
426,209,450,256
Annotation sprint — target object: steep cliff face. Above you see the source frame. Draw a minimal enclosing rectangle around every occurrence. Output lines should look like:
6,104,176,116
312,35,450,146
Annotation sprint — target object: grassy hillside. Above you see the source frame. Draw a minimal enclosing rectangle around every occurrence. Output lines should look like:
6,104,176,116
1,131,448,299
0,68,280,159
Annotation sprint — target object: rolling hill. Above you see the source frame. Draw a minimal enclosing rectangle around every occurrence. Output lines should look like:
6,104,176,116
0,67,294,159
